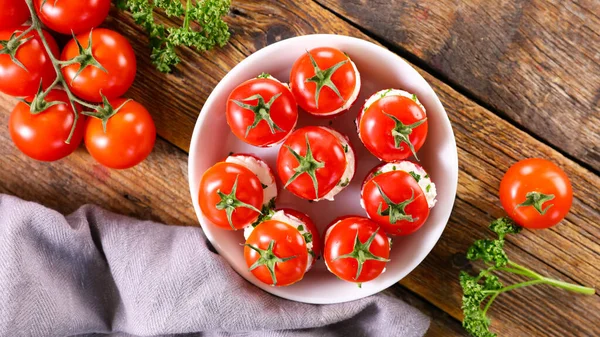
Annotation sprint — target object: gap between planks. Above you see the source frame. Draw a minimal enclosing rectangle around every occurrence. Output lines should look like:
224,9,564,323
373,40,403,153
310,0,600,177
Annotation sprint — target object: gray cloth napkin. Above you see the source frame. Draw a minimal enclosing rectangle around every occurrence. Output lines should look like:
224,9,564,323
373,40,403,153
0,194,430,337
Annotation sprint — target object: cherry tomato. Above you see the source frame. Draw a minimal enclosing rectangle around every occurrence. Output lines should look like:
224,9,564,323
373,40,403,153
9,89,85,161
324,216,390,284
279,208,322,262
0,27,59,97
61,28,136,102
226,75,298,147
34,0,111,35
357,90,428,162
0,1,30,29
361,169,430,236
290,47,360,116
199,162,264,230
244,219,308,286
84,98,155,169
277,126,347,200
499,158,572,229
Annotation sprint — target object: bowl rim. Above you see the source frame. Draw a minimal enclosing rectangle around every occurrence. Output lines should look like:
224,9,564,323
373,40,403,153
188,34,458,304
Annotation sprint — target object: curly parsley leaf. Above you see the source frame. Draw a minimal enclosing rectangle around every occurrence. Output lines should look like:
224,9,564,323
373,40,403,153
118,0,231,72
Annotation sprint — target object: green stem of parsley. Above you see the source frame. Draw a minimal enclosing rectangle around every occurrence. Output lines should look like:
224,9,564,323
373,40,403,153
183,0,192,30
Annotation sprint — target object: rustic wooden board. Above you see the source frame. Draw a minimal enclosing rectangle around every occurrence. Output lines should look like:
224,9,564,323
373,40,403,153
0,94,464,337
315,0,600,172
0,1,598,336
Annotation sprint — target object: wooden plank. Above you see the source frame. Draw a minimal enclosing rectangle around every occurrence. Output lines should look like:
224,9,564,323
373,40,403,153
0,1,598,336
0,94,464,336
314,0,600,171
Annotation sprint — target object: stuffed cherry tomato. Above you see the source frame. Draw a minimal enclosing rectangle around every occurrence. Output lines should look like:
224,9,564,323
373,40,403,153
357,89,428,162
226,74,298,147
199,154,277,230
225,153,278,211
244,208,321,272
361,161,435,236
277,126,355,201
244,214,313,286
499,158,572,229
324,216,390,285
290,47,361,117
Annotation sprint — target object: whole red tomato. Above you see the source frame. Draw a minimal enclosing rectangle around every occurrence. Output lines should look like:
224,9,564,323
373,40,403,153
357,90,428,162
199,162,264,230
361,170,430,236
61,28,136,102
9,89,85,161
226,75,298,147
0,0,30,29
84,98,155,169
244,219,308,286
500,158,572,229
324,216,390,284
290,47,359,116
277,126,347,200
0,27,59,97
34,0,111,35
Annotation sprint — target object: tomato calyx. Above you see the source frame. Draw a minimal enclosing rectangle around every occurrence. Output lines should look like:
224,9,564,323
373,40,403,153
231,93,284,137
305,50,348,109
383,111,427,160
373,181,415,225
284,134,325,199
333,229,390,281
60,30,107,84
244,240,297,286
21,82,64,114
0,29,35,71
517,191,555,215
215,174,262,230
82,94,131,132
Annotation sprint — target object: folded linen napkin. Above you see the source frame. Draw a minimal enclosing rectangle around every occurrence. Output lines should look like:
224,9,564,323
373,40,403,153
0,194,430,337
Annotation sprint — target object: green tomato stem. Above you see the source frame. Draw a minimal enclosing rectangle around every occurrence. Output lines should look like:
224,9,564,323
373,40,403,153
22,0,104,144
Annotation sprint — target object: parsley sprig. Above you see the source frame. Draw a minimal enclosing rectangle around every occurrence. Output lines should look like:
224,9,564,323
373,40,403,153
117,0,231,72
460,217,595,337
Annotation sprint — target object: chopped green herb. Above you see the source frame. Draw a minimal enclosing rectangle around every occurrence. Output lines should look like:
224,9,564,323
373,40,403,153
338,178,350,187
250,198,276,227
380,89,392,98
297,225,304,232
409,171,421,182
257,72,271,79
424,174,429,179
373,171,382,177
426,184,431,193
302,232,313,244
261,183,268,189
343,144,349,153
392,165,397,171
411,93,418,102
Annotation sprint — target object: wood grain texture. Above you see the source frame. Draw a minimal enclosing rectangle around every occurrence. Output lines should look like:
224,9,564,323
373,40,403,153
0,1,598,336
315,0,600,171
0,94,462,337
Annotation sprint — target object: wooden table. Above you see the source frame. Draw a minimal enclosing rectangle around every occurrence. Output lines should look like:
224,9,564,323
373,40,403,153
1,1,598,336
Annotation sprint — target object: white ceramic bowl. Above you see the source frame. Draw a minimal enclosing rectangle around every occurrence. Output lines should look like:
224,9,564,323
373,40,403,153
188,34,458,304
